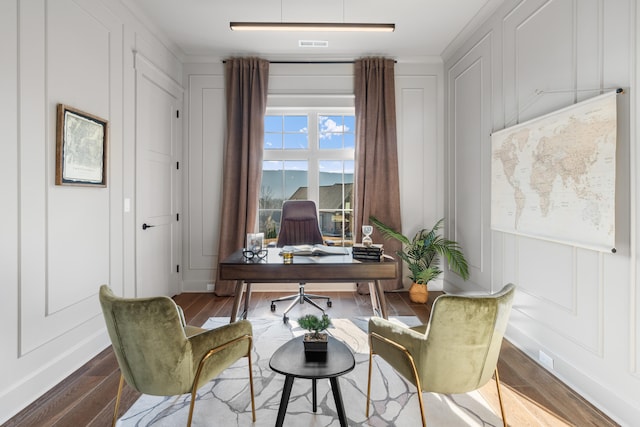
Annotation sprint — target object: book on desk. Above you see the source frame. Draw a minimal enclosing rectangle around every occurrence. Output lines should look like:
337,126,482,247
280,244,350,256
352,243,385,262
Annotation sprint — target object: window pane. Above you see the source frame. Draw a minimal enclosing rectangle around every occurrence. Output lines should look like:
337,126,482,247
264,132,282,150
284,115,307,132
319,114,355,150
259,160,308,241
284,133,308,149
264,115,282,132
284,160,308,199
318,160,354,245
344,132,355,149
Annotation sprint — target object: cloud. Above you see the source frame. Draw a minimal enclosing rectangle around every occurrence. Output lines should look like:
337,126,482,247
319,117,349,138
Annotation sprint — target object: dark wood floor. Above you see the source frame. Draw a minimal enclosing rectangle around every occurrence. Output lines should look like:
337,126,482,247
4,290,618,426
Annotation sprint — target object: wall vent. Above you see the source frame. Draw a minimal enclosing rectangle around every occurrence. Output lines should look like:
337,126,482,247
298,40,329,48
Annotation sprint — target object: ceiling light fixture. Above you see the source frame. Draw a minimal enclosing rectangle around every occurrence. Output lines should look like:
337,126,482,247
229,22,395,32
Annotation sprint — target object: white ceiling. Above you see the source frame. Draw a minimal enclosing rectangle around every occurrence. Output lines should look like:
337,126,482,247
123,0,504,61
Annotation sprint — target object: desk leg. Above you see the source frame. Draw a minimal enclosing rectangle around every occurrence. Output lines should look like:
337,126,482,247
230,280,244,323
368,282,380,317
374,280,389,319
243,282,252,320
329,377,348,427
275,375,295,427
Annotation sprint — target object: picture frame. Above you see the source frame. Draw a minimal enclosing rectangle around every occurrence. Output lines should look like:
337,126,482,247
246,232,265,253
55,104,108,187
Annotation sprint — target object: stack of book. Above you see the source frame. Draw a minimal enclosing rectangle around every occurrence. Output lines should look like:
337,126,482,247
352,243,384,262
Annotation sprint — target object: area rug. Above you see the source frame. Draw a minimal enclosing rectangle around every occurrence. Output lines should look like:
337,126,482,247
118,317,503,426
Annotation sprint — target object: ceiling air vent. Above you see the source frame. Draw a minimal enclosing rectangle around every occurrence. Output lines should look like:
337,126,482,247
298,40,329,48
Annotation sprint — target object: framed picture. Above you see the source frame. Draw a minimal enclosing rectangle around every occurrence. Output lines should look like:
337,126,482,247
56,104,108,187
246,232,264,253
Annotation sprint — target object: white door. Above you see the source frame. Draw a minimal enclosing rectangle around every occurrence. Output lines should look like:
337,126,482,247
135,55,182,298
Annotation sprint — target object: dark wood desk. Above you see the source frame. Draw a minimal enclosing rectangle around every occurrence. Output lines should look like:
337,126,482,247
219,248,398,322
269,336,355,427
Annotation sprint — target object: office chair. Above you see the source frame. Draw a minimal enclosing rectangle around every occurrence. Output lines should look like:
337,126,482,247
270,200,332,322
366,283,515,427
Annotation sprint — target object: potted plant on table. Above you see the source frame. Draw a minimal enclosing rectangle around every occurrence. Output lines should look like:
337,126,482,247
298,314,332,359
369,217,470,303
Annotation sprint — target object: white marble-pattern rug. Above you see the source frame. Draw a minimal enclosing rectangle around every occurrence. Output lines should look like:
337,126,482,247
118,317,502,426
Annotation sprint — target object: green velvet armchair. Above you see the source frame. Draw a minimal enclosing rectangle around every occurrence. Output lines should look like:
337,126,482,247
99,285,255,426
367,283,515,427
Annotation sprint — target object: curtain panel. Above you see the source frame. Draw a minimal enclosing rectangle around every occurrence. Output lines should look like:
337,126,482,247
354,57,403,292
215,57,270,296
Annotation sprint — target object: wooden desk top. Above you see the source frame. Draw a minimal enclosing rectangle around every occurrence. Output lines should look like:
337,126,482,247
219,247,398,283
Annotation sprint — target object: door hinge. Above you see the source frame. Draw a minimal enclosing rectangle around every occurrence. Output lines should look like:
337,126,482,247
176,110,180,118
177,265,180,273
176,213,180,221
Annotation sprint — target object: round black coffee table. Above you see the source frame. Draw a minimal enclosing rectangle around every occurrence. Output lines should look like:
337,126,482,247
269,335,355,427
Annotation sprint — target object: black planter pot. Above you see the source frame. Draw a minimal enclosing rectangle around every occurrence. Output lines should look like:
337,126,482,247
303,333,328,360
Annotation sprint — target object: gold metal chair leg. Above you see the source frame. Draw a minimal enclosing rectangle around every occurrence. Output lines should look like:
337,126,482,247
187,388,197,427
494,368,508,427
112,375,124,427
366,345,373,417
248,349,256,422
369,332,426,427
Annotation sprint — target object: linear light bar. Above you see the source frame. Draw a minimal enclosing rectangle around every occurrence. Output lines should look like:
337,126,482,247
229,22,395,32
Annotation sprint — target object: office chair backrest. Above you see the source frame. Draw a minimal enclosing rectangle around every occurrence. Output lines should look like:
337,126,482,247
276,200,324,247
420,283,515,394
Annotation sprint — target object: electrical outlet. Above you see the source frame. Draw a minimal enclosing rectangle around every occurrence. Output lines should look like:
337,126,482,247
538,350,554,370
206,283,215,292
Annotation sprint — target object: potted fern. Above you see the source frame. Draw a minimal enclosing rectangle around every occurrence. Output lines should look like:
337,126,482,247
297,314,331,359
369,216,470,303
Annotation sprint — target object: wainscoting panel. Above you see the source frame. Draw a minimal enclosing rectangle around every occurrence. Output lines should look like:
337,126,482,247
20,0,121,355
446,33,493,288
186,75,225,274
502,0,575,125
396,75,440,261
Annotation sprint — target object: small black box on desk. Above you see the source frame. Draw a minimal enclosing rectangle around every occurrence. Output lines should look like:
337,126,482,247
352,243,384,262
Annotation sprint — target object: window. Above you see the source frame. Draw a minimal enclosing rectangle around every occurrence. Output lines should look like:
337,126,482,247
259,108,355,246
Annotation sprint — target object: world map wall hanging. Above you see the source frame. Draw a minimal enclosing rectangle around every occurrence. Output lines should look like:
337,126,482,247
491,90,618,252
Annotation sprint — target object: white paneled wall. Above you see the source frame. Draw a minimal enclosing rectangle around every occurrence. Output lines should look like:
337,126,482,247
444,0,638,424
0,0,183,422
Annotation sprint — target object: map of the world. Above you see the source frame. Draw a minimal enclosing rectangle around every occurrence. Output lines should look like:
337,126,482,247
491,91,618,252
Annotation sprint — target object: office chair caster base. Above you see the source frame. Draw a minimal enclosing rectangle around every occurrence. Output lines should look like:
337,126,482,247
283,315,289,323
327,301,332,307
271,303,276,312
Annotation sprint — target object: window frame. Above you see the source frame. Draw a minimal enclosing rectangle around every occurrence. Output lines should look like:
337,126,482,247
259,103,356,245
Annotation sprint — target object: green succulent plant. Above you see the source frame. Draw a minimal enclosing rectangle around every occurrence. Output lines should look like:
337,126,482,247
369,216,470,285
297,314,332,339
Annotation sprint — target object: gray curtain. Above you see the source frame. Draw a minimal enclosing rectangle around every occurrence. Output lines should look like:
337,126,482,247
354,57,403,292
215,57,270,296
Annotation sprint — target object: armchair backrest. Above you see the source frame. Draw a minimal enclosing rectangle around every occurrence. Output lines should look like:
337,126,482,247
99,285,194,395
421,283,515,394
276,200,324,247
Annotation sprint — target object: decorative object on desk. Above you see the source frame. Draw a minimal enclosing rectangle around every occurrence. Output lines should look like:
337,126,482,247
242,248,267,261
246,232,264,253
282,247,294,264
298,314,331,359
362,224,374,247
352,243,384,262
370,216,470,303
